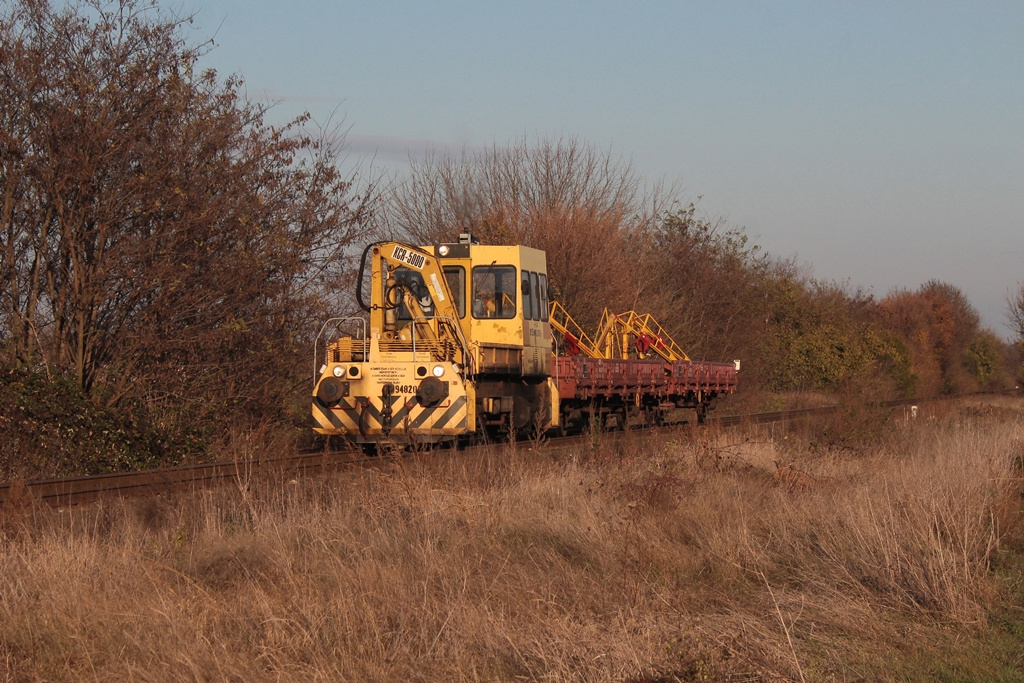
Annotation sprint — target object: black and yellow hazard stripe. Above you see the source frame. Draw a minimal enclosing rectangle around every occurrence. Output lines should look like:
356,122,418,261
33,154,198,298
312,396,359,432
312,395,469,437
409,395,469,431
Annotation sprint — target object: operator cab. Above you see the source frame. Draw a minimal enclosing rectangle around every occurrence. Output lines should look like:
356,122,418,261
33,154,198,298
429,234,551,377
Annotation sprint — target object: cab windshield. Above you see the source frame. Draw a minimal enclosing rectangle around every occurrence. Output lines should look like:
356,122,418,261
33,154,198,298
471,266,516,319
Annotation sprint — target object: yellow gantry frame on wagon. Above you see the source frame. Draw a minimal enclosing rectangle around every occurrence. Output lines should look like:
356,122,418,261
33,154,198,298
595,309,690,361
548,303,690,361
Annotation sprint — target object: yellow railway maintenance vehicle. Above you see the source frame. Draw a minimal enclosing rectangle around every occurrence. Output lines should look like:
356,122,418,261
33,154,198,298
312,235,557,447
313,236,739,449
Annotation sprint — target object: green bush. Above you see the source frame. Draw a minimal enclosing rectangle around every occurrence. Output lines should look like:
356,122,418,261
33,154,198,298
0,365,206,480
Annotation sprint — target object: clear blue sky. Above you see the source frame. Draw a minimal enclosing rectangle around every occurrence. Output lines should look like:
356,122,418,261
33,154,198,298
190,1,1024,335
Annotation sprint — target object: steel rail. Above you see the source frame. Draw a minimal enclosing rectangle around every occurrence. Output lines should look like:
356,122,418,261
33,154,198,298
0,448,375,509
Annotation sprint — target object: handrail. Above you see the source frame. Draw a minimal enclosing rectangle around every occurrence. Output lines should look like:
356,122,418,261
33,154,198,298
548,301,601,358
313,317,367,382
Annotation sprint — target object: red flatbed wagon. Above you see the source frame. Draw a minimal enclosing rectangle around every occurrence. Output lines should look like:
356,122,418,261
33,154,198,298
551,356,739,428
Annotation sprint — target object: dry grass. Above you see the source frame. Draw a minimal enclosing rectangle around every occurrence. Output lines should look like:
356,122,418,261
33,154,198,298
2,398,1024,681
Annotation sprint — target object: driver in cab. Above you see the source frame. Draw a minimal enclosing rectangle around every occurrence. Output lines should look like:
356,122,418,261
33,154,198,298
473,290,496,318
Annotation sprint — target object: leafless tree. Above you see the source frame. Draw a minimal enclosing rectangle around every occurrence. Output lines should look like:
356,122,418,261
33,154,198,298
1008,282,1024,350
0,0,379,424
1007,281,1024,382
388,137,669,329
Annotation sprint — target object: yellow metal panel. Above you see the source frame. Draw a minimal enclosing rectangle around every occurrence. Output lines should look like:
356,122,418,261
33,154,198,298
312,359,475,442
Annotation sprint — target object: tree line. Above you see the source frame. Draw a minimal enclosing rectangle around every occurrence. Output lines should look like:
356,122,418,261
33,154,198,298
389,139,1020,399
1,0,1020,479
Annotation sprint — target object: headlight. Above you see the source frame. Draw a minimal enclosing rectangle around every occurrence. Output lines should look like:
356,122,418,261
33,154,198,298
432,365,445,378
332,366,345,377
438,245,450,256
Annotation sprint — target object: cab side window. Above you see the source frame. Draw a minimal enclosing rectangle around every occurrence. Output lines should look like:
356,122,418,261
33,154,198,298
443,266,466,318
529,271,540,322
521,270,533,321
539,273,549,322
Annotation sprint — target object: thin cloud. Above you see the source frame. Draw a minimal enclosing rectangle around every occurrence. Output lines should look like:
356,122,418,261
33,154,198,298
246,89,344,106
345,134,487,165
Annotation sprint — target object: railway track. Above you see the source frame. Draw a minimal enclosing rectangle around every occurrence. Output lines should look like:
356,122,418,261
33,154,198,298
0,394,984,510
0,447,376,510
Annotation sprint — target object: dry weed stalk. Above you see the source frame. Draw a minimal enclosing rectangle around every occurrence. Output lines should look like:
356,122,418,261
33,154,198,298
0,400,1022,680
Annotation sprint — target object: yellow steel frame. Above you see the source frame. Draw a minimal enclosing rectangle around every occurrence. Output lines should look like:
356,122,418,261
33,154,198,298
548,301,601,358
594,308,691,361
